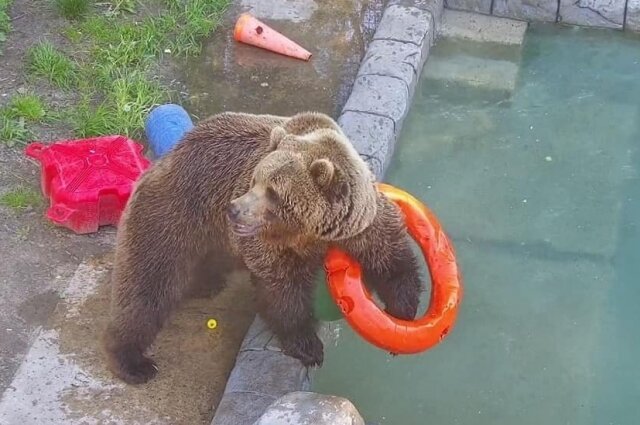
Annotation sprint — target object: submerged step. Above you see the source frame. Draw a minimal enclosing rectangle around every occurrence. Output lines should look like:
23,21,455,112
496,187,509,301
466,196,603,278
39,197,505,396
440,9,528,45
424,53,519,92
431,9,526,93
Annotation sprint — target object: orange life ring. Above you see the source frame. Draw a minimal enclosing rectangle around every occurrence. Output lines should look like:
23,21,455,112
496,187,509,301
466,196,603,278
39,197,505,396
324,183,463,354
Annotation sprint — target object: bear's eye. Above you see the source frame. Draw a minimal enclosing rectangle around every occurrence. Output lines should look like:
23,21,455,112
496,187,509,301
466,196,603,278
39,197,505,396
265,186,280,203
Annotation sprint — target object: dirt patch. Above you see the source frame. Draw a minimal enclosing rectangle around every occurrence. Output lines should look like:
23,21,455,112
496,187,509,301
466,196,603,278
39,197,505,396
52,256,256,425
0,0,78,142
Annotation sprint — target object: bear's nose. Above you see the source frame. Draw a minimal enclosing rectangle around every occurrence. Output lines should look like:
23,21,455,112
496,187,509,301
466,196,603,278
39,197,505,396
227,203,241,221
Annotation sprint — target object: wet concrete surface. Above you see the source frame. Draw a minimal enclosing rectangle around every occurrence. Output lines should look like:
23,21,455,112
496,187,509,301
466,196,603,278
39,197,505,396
0,146,115,394
0,254,256,425
1,0,386,423
182,0,385,119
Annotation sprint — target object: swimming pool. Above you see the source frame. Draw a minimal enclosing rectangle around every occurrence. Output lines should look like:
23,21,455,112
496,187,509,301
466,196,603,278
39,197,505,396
312,23,640,425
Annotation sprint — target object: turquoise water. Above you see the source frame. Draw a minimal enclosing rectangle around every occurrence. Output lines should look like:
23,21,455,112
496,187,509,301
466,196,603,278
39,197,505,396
313,24,640,425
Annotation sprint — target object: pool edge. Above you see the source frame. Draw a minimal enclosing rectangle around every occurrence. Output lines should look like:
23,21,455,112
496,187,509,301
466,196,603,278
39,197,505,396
209,1,442,424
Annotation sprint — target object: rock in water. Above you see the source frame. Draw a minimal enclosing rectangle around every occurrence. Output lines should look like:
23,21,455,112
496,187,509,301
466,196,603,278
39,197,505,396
254,391,365,425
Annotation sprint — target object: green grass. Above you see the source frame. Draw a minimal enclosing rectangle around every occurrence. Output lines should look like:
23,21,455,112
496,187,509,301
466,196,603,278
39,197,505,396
0,114,31,147
7,94,47,121
70,101,116,137
71,71,163,136
0,0,11,53
67,0,227,138
27,41,77,88
0,187,41,210
0,93,45,147
55,0,91,20
0,94,47,146
12,0,229,144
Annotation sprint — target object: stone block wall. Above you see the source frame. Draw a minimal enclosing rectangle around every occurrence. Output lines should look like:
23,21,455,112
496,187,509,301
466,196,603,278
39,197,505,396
444,0,640,31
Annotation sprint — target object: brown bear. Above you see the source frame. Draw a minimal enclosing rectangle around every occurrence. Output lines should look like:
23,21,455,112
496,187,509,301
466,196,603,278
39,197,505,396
103,111,422,384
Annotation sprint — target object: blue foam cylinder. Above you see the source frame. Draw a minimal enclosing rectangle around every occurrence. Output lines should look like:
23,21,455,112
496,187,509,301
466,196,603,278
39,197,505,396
145,104,194,158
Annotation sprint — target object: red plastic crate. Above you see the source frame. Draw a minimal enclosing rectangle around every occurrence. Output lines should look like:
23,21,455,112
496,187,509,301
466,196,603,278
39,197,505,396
25,136,151,234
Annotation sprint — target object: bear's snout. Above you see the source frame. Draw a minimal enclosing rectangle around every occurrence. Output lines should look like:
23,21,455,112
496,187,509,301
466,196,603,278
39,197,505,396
227,199,253,224
227,191,266,237
227,202,242,221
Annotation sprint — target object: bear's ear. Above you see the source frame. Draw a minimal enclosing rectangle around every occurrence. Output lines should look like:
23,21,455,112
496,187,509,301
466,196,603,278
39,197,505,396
269,126,287,151
309,159,335,188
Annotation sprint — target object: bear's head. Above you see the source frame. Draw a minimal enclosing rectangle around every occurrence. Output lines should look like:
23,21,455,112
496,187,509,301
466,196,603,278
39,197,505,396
227,118,378,242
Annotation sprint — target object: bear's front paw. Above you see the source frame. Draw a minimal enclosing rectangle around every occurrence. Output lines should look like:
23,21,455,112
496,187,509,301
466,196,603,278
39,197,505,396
283,333,324,368
106,346,159,385
121,355,159,384
385,299,419,321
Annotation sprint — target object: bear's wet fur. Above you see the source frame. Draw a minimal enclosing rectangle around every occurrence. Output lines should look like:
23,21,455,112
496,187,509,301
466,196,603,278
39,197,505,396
103,111,422,384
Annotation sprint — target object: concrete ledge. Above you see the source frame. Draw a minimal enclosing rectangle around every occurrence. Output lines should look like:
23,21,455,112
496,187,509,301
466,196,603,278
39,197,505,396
358,40,423,90
373,4,434,46
255,392,366,425
440,9,528,45
628,0,640,32
338,111,395,178
442,0,640,32
210,1,442,424
492,0,558,22
445,0,492,15
210,317,311,425
389,0,445,33
213,392,281,425
558,0,625,29
347,2,435,178
225,350,310,395
343,75,409,127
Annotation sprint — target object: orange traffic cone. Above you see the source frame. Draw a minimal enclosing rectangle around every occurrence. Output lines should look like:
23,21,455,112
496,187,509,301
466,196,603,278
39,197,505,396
234,13,312,61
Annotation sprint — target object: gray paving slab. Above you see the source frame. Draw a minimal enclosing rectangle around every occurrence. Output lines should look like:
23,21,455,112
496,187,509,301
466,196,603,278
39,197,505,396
558,0,625,29
444,0,493,14
626,0,640,31
492,0,559,22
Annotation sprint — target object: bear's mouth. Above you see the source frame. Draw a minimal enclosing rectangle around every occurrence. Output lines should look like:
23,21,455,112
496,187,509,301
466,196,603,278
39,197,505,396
230,222,262,237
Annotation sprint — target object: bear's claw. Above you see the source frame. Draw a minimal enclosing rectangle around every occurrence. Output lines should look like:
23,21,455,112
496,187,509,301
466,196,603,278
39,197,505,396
283,333,324,368
105,343,159,385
